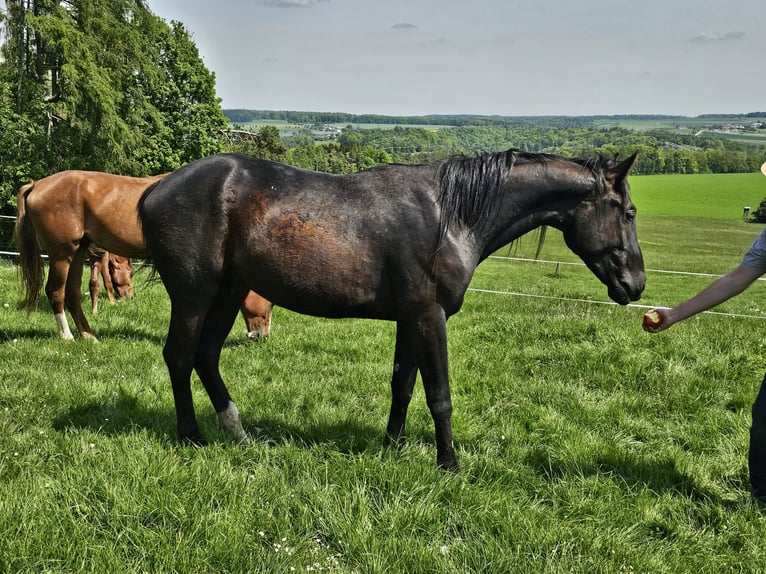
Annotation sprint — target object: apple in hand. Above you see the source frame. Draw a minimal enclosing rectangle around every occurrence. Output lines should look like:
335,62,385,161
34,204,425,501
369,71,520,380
642,309,663,331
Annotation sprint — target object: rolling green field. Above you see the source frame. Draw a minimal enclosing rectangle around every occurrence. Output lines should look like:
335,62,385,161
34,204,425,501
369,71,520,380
591,115,763,130
630,173,766,220
3,172,766,572
230,120,447,135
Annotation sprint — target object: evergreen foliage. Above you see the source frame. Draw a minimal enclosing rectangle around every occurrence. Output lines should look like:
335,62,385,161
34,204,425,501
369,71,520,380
0,0,227,212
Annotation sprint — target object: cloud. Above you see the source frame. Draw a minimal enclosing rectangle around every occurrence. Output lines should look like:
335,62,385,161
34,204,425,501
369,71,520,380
262,0,328,7
690,30,746,43
392,23,418,30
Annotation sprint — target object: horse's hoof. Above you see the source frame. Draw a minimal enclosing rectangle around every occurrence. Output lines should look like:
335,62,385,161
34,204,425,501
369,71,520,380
81,332,99,343
235,433,252,445
383,434,406,451
437,457,459,473
180,433,207,448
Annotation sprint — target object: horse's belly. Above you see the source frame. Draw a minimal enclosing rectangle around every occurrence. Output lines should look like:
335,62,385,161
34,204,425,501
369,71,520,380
85,215,146,258
235,248,392,319
253,267,389,318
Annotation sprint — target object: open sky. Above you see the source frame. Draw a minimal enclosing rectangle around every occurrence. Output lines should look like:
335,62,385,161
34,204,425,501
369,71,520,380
27,1,766,116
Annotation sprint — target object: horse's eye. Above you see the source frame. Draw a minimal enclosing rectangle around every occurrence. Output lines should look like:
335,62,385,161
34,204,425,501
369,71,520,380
625,210,636,222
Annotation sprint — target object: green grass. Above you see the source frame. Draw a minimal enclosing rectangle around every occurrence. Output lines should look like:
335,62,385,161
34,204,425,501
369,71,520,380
4,174,766,571
591,116,764,130
630,173,766,220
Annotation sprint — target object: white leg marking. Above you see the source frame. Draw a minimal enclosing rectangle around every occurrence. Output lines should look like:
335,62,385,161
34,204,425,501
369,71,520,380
218,401,249,443
54,313,75,341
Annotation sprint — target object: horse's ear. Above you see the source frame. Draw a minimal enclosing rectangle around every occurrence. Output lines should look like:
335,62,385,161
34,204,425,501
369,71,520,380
606,150,639,183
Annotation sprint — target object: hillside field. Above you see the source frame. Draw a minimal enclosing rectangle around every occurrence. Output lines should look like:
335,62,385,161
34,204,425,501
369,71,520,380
630,172,766,220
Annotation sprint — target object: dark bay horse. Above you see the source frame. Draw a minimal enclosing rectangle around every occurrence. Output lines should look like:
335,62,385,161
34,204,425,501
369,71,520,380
13,170,273,341
138,150,645,470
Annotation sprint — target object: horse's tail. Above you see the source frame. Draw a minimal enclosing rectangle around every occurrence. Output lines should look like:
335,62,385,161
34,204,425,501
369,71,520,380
13,181,44,314
136,179,162,283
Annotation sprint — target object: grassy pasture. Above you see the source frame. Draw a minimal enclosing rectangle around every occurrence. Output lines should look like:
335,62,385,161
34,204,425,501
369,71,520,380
229,120,448,135
3,173,766,572
630,172,765,220
591,116,763,130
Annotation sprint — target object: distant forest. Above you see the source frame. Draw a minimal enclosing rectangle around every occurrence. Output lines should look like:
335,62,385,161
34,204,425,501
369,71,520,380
223,110,766,177
224,109,766,128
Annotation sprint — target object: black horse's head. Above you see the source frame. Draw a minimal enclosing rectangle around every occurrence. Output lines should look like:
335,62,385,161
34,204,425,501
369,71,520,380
562,152,645,305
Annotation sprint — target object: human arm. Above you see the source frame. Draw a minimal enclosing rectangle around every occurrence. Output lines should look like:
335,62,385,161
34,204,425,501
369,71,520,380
643,264,765,332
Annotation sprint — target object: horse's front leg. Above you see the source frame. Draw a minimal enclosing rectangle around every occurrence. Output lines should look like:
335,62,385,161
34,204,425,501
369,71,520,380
385,323,419,449
408,304,457,471
101,251,116,304
89,255,103,315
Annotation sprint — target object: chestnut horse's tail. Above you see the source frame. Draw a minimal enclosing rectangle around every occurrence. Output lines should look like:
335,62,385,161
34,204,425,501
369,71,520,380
13,181,44,313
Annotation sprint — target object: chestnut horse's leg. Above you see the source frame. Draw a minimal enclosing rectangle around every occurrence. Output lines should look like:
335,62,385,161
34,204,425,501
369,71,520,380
101,251,116,304
407,304,457,471
45,258,75,340
65,244,95,340
89,253,105,315
195,279,250,442
384,324,419,449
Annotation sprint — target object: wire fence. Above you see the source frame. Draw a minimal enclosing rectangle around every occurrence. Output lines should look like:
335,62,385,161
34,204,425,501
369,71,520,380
3,215,766,320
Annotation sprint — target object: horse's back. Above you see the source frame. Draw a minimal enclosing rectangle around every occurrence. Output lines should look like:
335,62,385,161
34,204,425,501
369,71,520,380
23,170,159,257
139,154,444,318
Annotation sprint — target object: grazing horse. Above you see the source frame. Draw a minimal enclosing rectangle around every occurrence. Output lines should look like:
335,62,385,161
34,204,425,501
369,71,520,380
87,245,134,314
241,290,274,341
13,170,273,341
138,150,645,470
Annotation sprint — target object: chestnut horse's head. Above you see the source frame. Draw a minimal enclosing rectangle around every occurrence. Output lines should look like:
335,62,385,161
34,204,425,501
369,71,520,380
562,152,645,305
109,254,134,299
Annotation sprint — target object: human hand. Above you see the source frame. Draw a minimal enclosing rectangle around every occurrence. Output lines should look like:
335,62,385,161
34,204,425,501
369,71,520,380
642,309,666,333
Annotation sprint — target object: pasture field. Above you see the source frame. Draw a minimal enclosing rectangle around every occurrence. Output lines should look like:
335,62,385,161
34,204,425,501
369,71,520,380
630,172,766,220
230,120,306,136
229,120,448,134
3,176,766,572
590,115,764,129
589,117,766,145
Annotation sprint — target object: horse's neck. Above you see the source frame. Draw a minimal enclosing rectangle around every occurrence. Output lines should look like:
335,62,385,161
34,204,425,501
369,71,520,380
478,167,591,260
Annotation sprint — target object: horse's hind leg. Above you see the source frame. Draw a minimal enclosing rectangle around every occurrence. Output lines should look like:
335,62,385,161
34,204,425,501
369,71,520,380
164,298,211,445
162,274,245,445
45,258,75,340
194,278,250,442
385,323,419,449
65,243,95,339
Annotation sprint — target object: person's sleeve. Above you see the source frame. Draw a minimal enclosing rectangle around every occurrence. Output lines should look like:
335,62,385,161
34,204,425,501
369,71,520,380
741,228,766,269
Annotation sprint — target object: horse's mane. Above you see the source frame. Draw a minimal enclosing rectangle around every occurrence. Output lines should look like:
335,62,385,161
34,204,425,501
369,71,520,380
436,149,610,244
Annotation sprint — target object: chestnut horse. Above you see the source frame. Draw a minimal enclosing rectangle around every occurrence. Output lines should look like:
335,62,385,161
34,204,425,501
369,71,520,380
138,150,645,470
14,170,273,341
87,245,134,314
